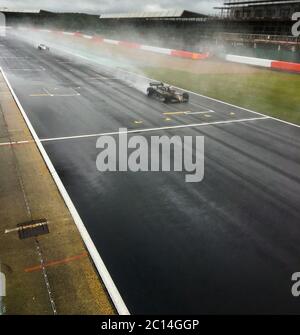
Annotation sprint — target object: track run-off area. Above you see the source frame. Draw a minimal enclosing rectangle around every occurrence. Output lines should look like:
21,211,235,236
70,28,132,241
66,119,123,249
1,36,300,314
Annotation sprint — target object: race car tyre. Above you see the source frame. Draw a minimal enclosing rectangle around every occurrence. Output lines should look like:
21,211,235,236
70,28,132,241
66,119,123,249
183,93,189,102
147,88,154,97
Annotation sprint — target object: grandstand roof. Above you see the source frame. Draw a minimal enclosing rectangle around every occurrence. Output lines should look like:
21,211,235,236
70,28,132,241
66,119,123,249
221,0,300,7
99,9,207,19
0,8,41,13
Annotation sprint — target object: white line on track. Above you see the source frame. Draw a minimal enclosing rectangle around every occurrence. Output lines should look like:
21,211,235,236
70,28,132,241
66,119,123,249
40,116,270,143
0,56,30,59
33,87,80,97
7,68,46,71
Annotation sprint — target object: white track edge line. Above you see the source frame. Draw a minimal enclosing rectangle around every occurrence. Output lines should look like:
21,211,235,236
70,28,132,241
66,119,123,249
0,67,130,316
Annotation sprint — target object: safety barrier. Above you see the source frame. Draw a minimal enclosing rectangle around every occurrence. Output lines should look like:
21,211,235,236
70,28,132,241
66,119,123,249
18,27,209,60
226,54,272,68
226,54,300,73
271,60,300,73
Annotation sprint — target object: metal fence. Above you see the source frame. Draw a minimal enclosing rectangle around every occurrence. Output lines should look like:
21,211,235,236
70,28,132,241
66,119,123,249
218,32,300,44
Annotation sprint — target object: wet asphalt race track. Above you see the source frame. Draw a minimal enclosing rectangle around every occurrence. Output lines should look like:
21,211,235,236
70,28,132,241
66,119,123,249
1,36,300,314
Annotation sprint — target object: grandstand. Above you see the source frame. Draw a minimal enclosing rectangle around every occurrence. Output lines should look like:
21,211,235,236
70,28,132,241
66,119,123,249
99,9,207,20
96,10,210,51
217,0,300,19
213,0,300,62
1,5,300,62
215,0,300,35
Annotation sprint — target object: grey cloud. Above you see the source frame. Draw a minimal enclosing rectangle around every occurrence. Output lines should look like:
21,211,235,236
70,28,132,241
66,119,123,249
0,0,222,14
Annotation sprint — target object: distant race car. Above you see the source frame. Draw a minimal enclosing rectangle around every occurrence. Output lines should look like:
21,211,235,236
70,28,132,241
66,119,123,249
38,44,50,51
147,82,189,103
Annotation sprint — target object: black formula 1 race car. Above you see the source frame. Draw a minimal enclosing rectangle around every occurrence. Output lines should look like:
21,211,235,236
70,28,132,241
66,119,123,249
38,44,50,51
147,82,189,103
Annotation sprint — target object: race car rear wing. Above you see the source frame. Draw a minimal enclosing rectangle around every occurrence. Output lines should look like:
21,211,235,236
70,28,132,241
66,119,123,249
149,82,164,87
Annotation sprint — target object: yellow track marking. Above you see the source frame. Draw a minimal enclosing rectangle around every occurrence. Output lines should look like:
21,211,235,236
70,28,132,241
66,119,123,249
163,110,215,116
163,111,190,115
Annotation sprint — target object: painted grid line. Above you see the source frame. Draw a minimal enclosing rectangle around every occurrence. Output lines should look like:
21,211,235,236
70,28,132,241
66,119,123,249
40,116,270,143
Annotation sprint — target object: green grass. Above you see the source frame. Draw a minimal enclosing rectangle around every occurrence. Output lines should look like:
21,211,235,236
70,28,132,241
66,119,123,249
143,67,300,125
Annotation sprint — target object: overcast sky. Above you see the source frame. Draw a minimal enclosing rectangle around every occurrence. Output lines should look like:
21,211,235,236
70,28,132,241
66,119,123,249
0,0,223,15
